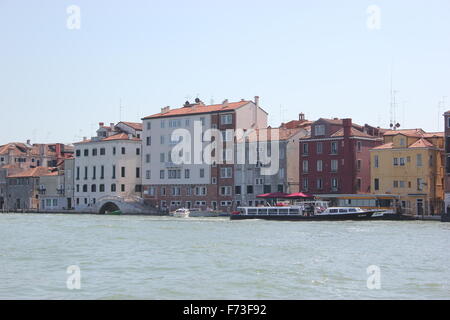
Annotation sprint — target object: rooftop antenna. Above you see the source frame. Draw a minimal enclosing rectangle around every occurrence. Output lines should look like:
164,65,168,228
119,98,123,121
389,65,400,130
438,96,447,131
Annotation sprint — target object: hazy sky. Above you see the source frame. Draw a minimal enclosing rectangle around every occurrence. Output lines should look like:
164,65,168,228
1,0,449,145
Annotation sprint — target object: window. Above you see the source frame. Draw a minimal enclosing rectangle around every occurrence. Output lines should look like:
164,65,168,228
200,117,205,126
316,160,323,172
302,160,309,173
92,148,97,156
113,147,116,155
279,168,285,178
316,142,323,154
146,122,151,130
331,160,338,172
121,184,125,192
222,130,233,142
417,178,424,191
356,178,361,191
374,155,379,168
100,148,105,155
168,169,181,179
357,159,362,171
399,158,405,166
146,154,151,163
394,180,399,188
92,166,96,179
220,114,233,125
76,150,81,157
247,185,254,194
160,120,165,128
235,186,241,195
136,168,140,178
303,178,308,190
331,178,338,190
417,154,423,167
91,184,96,192
160,153,165,163
185,119,190,126
160,170,165,179
112,165,116,179
356,141,362,152
314,125,325,136
146,136,151,146
302,143,309,155
184,169,190,179
121,147,126,155
393,158,399,166
200,168,205,178
316,179,323,189
120,167,125,178
171,187,181,196
256,178,264,185
136,148,140,155
374,178,379,191
330,142,338,154
220,167,232,178
76,167,80,180
146,170,151,179
84,167,88,180
212,177,217,184
82,184,88,192
399,181,405,188
399,138,406,146
220,186,232,196
169,119,181,128
84,149,88,156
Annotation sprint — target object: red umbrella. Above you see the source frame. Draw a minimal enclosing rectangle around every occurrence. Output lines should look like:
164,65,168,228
256,192,290,198
285,192,315,198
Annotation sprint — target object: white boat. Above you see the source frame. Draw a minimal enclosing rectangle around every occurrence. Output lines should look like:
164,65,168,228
172,208,190,218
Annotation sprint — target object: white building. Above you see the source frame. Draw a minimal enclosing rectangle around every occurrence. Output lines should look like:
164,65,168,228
141,97,268,212
73,122,143,213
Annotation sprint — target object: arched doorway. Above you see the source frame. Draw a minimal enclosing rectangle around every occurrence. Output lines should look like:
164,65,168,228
99,202,120,214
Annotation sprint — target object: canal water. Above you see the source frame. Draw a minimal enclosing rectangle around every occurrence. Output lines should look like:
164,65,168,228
0,213,449,299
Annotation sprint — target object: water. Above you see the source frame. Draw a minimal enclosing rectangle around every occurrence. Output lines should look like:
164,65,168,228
0,213,449,299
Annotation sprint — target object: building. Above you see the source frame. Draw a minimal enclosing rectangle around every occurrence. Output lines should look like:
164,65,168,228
73,122,143,212
234,123,310,207
370,129,444,216
0,142,73,211
5,167,57,211
141,97,268,212
444,111,450,213
299,118,383,195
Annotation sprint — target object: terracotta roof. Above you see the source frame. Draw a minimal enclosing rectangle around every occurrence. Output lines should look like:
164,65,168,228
409,138,434,148
119,122,143,131
281,120,312,129
142,100,251,119
330,127,375,138
237,127,303,142
7,167,57,178
372,142,394,150
422,132,444,138
383,129,425,137
75,133,140,144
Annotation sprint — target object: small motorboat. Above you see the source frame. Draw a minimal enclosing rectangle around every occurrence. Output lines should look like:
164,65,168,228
172,208,190,218
106,210,122,215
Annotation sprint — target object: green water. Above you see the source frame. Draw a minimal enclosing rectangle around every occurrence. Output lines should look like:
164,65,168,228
0,213,449,299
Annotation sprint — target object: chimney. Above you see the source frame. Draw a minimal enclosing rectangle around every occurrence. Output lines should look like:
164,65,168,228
26,139,31,145
99,122,104,127
55,143,63,159
254,96,260,107
161,106,170,114
110,123,114,130
128,134,133,140
299,113,305,121
222,99,229,109
343,118,352,137
83,137,87,141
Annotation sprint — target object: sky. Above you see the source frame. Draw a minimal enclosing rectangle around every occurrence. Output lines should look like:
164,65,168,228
0,0,449,145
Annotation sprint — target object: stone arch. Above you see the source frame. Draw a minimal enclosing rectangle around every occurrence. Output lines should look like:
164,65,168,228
99,202,120,214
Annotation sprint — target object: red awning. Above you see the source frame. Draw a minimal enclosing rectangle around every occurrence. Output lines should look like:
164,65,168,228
256,192,290,198
285,192,315,198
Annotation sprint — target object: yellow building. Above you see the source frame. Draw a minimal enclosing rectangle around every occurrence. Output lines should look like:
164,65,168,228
369,129,444,216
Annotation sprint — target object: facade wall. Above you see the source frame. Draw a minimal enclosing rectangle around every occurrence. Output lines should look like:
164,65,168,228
73,139,142,211
5,177,39,210
370,141,444,215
